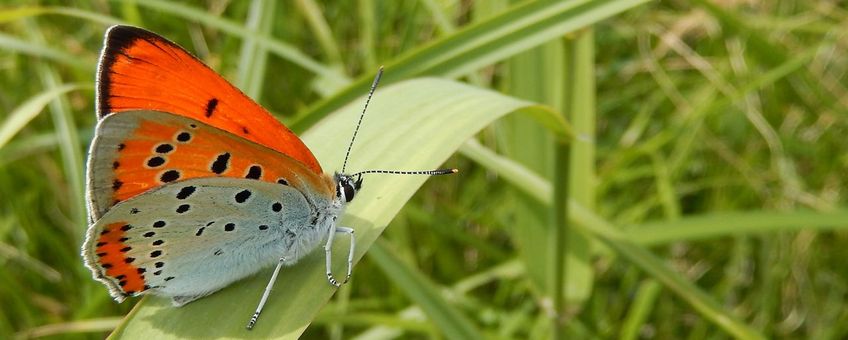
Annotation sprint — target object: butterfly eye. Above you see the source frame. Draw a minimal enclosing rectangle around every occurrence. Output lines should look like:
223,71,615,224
339,181,356,203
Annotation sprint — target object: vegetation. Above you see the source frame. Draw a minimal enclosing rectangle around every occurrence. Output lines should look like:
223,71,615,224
1,0,846,339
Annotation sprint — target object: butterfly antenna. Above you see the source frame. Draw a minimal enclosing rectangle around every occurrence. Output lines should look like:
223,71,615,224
352,168,458,177
342,66,384,173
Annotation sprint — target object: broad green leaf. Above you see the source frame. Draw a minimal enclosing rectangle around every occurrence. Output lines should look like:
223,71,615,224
109,78,565,339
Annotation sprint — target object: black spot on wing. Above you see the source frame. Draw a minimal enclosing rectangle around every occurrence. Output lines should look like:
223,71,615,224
234,190,252,203
176,131,191,143
176,186,196,199
147,156,165,168
205,98,218,117
211,153,230,174
246,165,262,179
176,204,190,213
155,143,174,153
160,170,180,183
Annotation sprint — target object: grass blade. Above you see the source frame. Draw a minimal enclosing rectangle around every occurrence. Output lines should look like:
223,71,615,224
0,84,84,149
369,241,482,340
236,0,275,99
291,0,651,131
463,139,765,339
122,0,349,86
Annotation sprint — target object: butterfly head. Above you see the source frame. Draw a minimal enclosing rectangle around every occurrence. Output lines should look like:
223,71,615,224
334,66,456,205
335,173,363,203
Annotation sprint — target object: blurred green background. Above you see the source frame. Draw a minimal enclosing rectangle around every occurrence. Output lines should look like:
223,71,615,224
2,0,847,339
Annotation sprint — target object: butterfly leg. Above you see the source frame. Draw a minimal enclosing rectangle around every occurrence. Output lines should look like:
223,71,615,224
336,227,355,284
246,256,287,330
325,225,356,287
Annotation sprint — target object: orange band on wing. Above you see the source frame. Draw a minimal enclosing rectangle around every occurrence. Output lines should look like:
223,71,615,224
95,222,146,295
97,25,322,174
108,114,334,206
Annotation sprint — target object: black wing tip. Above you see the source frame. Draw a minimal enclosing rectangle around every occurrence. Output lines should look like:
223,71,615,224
96,25,168,118
105,25,161,48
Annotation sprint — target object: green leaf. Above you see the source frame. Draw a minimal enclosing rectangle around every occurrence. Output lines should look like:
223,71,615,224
109,78,566,339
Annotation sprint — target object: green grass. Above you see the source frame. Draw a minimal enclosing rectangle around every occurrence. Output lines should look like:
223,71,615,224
2,0,847,339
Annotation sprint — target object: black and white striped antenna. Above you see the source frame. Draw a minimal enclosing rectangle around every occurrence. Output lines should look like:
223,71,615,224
341,67,457,178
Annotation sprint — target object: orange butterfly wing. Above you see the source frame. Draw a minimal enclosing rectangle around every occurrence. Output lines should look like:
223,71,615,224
96,25,322,174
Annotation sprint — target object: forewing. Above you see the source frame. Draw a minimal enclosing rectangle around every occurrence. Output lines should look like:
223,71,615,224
96,25,322,173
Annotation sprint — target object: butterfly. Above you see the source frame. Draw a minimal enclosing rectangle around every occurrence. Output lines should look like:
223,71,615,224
81,25,455,329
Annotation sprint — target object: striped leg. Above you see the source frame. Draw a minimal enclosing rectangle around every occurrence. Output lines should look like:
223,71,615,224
246,256,286,330
325,226,355,287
